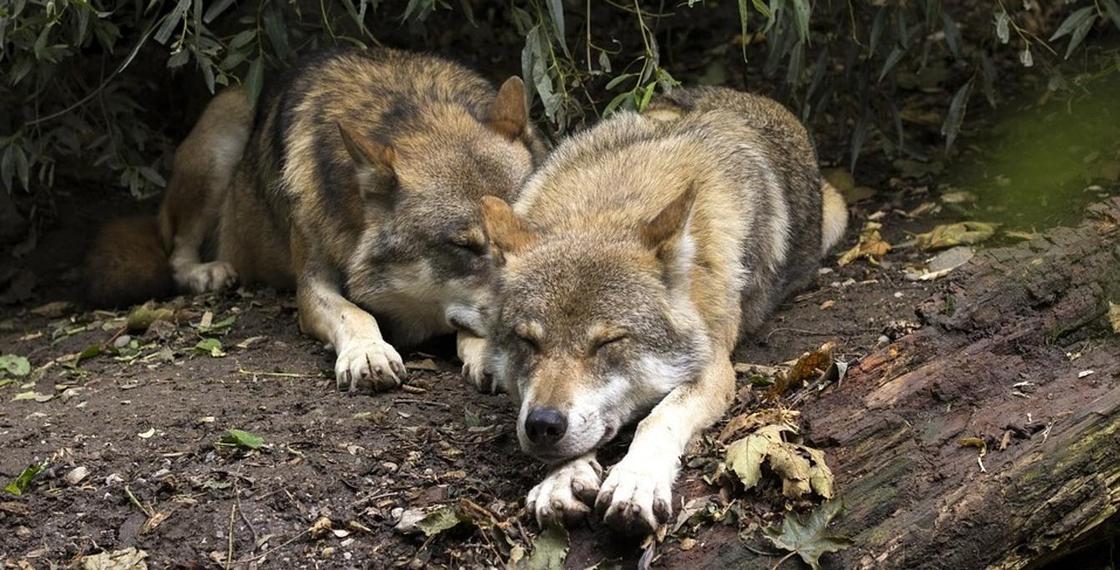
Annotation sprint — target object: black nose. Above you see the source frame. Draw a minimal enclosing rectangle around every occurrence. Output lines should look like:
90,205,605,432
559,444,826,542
525,407,568,445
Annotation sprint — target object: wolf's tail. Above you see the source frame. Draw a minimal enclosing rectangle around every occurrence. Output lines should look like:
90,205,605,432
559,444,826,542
820,181,849,255
84,216,174,308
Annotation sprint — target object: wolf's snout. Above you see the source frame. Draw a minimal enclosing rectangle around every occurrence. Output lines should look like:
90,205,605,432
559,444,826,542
525,407,568,445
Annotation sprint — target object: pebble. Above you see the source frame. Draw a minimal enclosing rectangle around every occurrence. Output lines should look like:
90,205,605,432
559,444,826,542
64,466,89,485
113,335,132,348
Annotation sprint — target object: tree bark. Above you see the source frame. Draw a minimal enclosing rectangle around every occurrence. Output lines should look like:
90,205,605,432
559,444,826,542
699,197,1120,569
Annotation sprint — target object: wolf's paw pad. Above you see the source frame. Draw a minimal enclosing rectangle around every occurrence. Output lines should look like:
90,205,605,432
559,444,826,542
184,261,238,293
335,340,406,392
527,456,602,527
595,459,674,535
458,335,500,394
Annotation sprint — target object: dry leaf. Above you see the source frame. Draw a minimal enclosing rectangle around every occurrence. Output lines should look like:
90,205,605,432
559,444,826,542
719,408,800,443
904,246,974,281
81,548,148,570
1108,301,1119,334
837,222,891,266
915,221,998,250
940,190,977,205
725,423,835,499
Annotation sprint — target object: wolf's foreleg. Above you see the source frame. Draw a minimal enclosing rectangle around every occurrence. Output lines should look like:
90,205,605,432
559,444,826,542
457,332,502,393
525,452,602,527
295,250,406,392
595,353,735,534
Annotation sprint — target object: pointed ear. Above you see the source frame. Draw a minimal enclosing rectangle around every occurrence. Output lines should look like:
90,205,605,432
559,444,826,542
481,195,535,264
486,77,527,140
338,123,396,199
641,183,698,252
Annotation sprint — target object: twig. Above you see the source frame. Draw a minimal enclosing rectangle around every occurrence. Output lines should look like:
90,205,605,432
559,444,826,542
232,528,311,565
771,550,798,570
124,486,154,517
741,543,785,557
393,398,451,409
237,368,316,378
225,502,236,570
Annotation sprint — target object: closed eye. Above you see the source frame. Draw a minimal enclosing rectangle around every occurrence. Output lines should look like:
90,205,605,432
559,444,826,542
516,332,540,351
591,333,628,355
448,235,486,256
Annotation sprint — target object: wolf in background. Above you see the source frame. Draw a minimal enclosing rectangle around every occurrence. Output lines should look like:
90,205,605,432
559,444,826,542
85,48,546,392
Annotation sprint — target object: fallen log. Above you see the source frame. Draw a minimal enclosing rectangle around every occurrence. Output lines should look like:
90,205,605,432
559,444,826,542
696,197,1120,569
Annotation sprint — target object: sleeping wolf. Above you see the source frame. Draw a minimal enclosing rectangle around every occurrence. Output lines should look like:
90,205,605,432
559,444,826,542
479,86,848,533
86,48,546,391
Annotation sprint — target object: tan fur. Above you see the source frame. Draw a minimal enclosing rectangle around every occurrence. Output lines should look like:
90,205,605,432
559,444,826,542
483,86,845,534
86,48,546,394
820,181,849,254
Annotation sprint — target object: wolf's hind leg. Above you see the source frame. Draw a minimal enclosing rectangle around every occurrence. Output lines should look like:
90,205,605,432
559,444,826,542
158,87,252,293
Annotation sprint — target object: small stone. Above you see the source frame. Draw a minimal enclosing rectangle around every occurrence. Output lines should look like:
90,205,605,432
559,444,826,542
113,335,132,349
680,537,697,551
64,466,89,485
877,335,890,345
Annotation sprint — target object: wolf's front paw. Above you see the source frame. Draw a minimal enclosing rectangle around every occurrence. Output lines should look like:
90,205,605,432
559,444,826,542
182,261,238,293
457,334,500,394
526,455,602,527
595,455,675,535
335,339,406,392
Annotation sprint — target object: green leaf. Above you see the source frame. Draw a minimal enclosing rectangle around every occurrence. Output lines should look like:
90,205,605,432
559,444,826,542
262,6,292,61
219,429,264,449
736,0,751,58
203,0,236,23
604,72,637,91
195,338,226,357
942,13,961,59
154,0,190,45
545,0,569,57
415,505,466,537
12,145,29,191
942,77,974,152
1062,11,1098,59
603,90,634,116
994,10,1010,44
4,461,47,496
519,524,569,570
0,354,31,377
75,344,102,365
790,0,811,42
1051,6,1095,41
246,58,264,110
763,501,853,570
1103,0,1120,31
878,46,906,83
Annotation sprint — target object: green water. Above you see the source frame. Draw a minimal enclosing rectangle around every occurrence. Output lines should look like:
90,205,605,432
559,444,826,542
946,70,1120,229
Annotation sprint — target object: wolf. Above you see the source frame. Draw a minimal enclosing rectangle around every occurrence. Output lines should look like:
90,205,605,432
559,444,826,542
478,86,848,533
85,48,546,391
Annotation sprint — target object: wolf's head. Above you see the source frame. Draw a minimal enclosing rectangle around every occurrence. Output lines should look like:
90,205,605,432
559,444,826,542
339,78,538,344
480,189,712,463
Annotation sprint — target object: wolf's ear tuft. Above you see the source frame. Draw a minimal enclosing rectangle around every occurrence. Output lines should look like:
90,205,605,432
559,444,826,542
486,77,527,140
641,183,697,252
481,195,535,263
338,123,396,200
